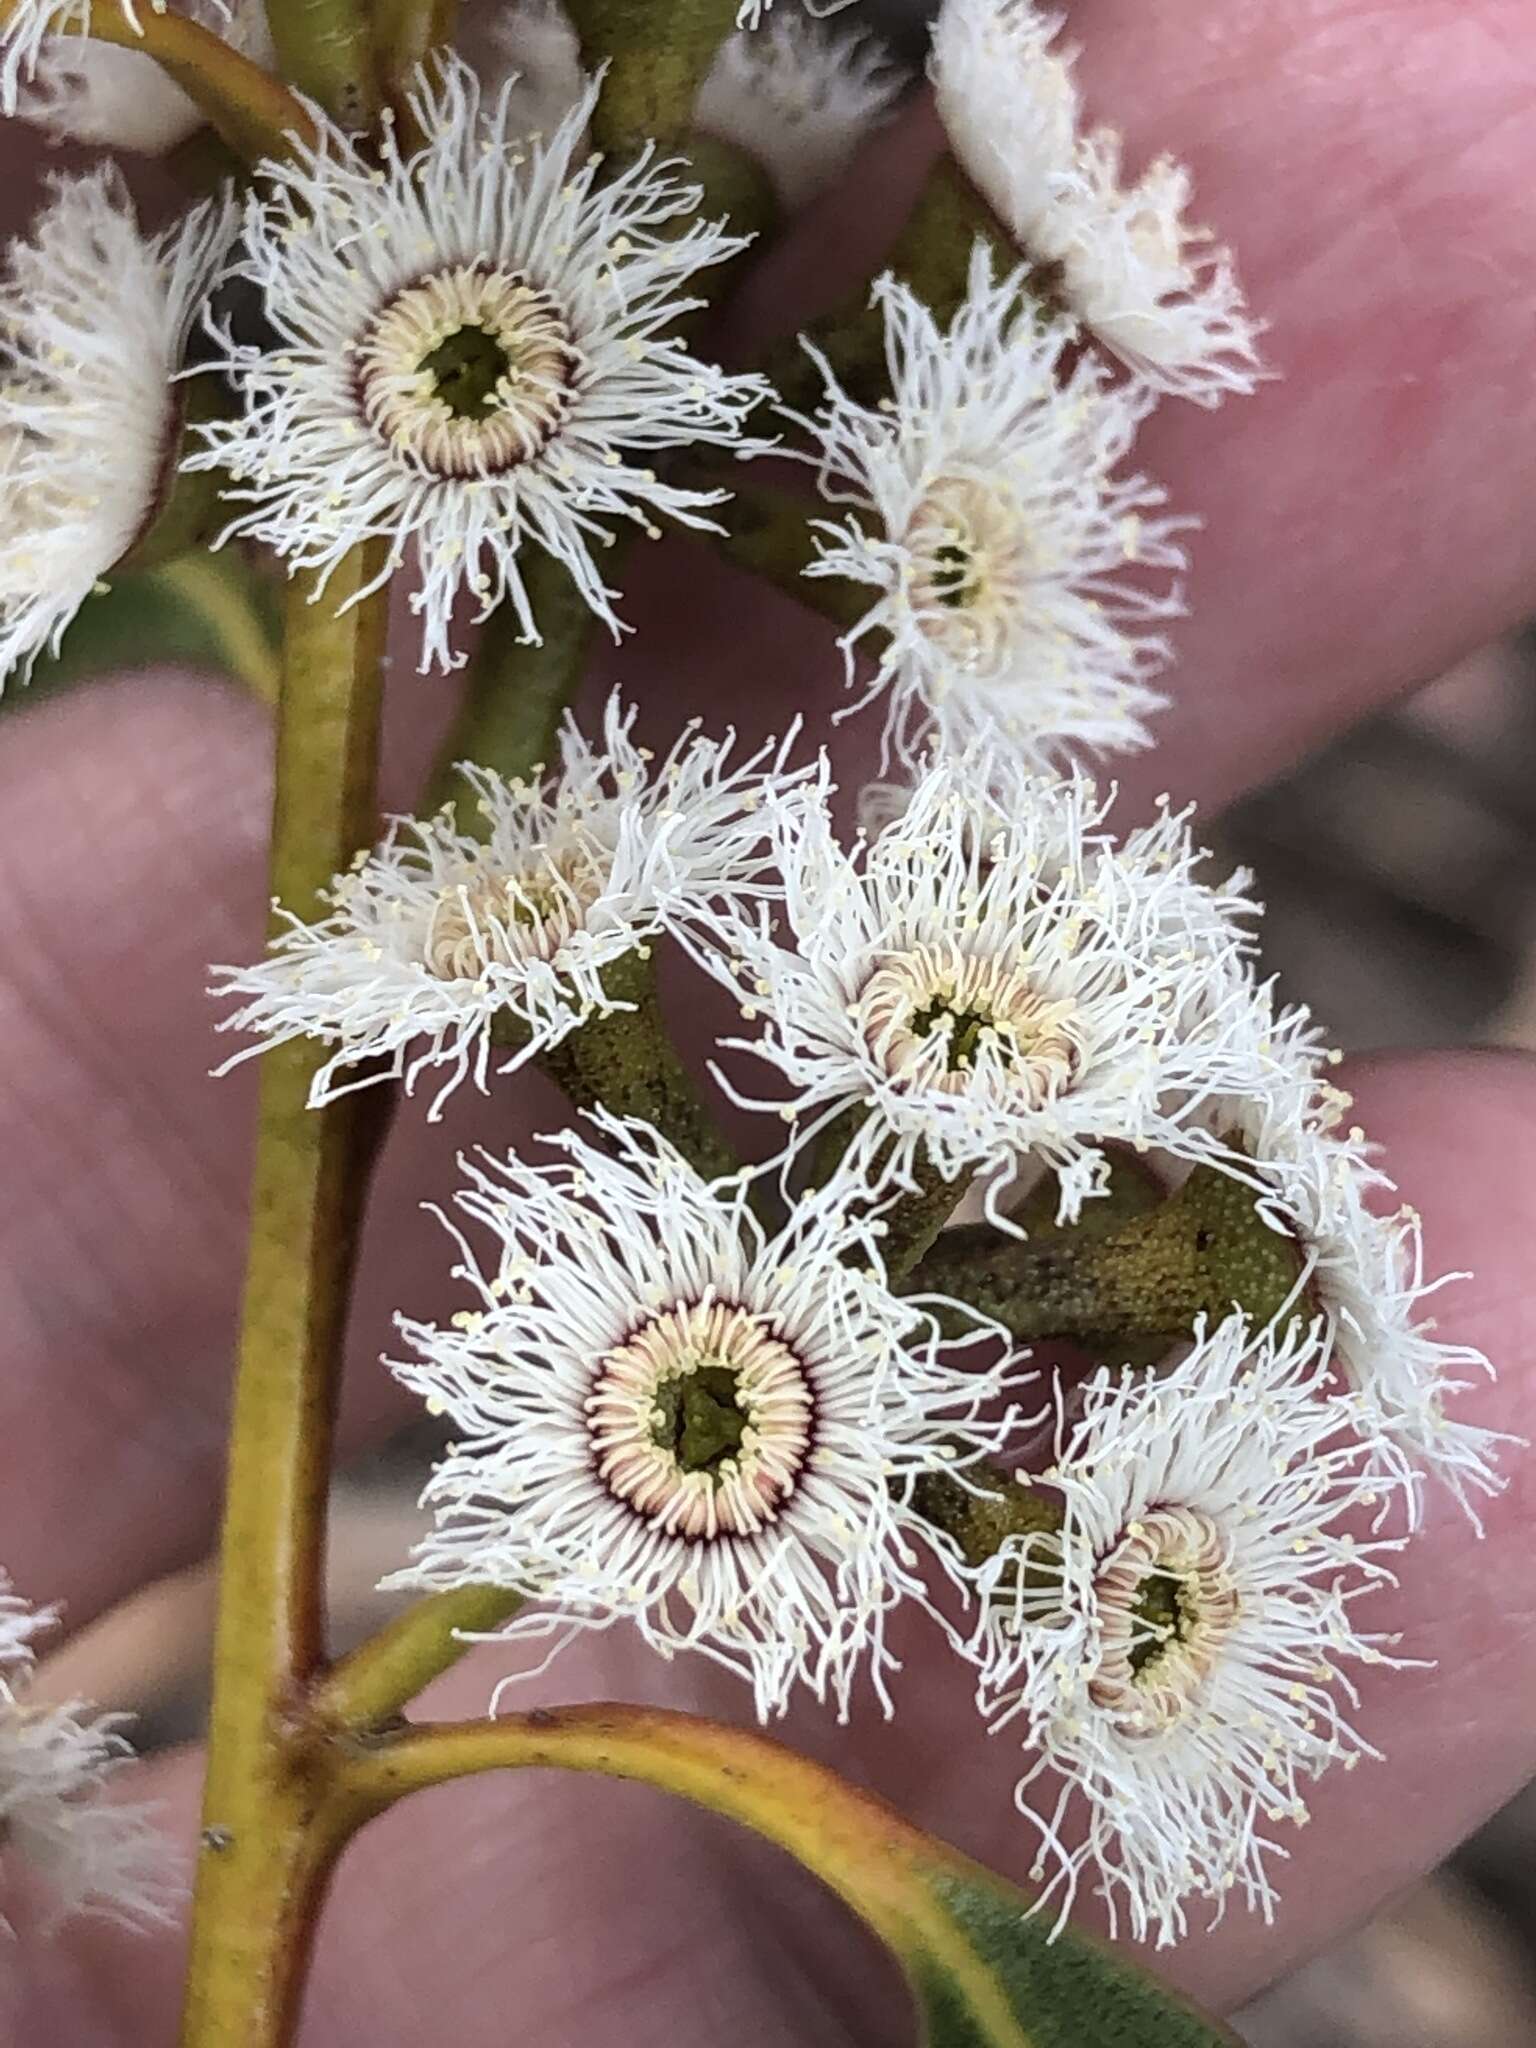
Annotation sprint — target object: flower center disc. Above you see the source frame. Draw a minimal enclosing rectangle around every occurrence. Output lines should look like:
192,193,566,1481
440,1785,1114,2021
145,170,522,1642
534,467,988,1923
423,847,606,980
858,940,1079,1103
906,474,1035,672
1089,1505,1241,1737
358,264,580,477
587,1301,814,1540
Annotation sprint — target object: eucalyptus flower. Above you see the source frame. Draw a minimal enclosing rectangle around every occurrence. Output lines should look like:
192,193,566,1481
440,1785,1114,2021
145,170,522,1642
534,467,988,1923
697,11,905,213
212,697,806,1116
1,1577,173,1930
794,244,1187,765
387,1114,1029,1720
690,745,1264,1226
14,0,272,151
188,55,768,670
930,0,1264,404
0,168,238,688
978,1313,1403,1946
1190,989,1506,1523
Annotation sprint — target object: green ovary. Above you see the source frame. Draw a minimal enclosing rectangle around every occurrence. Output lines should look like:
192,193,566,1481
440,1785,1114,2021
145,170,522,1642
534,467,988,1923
651,1364,749,1477
1128,1570,1189,1678
418,323,513,420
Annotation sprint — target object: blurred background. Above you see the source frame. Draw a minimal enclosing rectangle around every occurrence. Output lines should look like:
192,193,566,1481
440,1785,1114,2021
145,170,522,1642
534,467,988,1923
1209,636,1536,2046
6,2,1536,2042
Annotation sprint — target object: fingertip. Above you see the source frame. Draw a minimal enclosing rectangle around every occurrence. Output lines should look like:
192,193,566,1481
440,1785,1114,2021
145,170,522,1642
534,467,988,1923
0,670,272,886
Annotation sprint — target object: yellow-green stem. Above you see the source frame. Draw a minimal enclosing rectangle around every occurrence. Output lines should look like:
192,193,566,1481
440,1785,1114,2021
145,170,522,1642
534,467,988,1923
337,1707,1241,2047
339,1703,949,1954
265,0,378,121
178,552,388,2048
308,572,594,1736
315,1586,525,1731
432,555,597,832
568,0,739,152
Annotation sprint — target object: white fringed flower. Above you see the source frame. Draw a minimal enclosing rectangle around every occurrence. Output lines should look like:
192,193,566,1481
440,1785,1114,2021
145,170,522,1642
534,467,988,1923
212,697,803,1115
189,55,767,672
978,1313,1401,1947
1328,1189,1506,1525
386,1114,1026,1720
15,0,273,152
793,244,1187,766
930,0,1263,405
0,169,237,690
691,745,1263,1227
697,12,905,213
1189,990,1505,1525
1,1577,173,1929
0,1586,46,1671
733,0,857,23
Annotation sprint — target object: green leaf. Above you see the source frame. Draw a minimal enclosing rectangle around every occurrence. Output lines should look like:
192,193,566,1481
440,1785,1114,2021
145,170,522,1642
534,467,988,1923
906,1868,1239,2048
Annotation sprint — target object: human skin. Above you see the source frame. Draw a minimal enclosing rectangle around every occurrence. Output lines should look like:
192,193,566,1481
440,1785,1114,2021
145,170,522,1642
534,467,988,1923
1,1,1534,2039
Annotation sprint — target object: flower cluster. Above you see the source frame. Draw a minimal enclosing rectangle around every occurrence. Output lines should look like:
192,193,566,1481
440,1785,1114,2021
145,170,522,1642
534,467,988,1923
0,0,1498,1972
221,717,1489,1944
